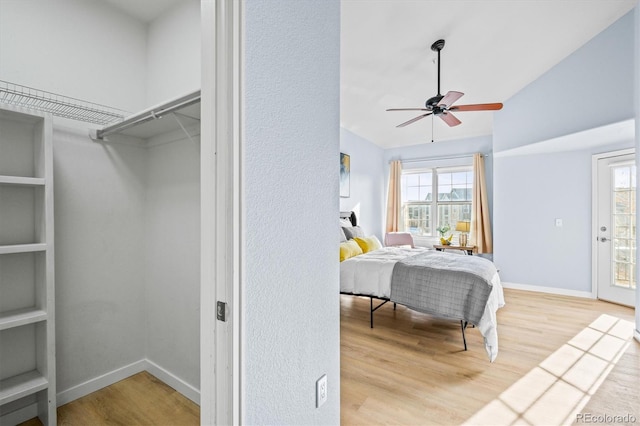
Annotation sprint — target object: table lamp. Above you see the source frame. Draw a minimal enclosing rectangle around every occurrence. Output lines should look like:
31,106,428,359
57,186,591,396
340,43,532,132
456,221,470,247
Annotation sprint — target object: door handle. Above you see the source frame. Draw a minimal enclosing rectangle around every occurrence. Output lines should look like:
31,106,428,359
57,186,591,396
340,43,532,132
599,237,610,242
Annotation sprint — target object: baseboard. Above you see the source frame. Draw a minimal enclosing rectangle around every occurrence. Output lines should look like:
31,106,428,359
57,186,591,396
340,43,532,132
145,359,200,405
57,359,147,406
501,281,594,299
0,403,38,426
55,359,200,408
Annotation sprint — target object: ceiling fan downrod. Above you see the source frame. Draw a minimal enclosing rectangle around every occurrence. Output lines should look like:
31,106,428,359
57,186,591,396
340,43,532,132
431,39,445,96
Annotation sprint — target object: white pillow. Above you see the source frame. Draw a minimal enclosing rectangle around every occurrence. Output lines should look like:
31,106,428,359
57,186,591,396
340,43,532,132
339,218,353,228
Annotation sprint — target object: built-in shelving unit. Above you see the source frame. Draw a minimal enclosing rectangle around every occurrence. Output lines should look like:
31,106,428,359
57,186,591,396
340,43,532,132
0,104,56,425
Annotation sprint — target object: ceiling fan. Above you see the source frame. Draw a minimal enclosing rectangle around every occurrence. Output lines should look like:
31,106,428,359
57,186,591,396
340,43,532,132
387,39,503,128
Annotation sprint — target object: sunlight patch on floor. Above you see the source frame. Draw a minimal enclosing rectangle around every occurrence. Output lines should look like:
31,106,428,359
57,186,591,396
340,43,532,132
463,314,634,426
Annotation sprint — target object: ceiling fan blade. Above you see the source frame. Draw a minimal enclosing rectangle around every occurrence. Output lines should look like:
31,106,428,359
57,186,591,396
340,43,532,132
396,113,432,128
437,91,464,108
439,112,461,127
449,103,503,112
387,108,430,111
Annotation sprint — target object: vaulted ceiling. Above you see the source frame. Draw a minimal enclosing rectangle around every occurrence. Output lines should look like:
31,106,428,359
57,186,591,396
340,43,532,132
341,0,638,148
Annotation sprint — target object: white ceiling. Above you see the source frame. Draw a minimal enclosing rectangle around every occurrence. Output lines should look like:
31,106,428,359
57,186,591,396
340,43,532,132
341,0,638,148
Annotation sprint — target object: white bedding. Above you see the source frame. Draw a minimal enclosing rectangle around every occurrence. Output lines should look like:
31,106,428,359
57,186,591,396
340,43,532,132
340,247,505,361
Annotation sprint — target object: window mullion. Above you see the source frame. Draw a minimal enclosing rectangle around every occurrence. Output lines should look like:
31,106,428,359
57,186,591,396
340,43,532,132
432,170,438,235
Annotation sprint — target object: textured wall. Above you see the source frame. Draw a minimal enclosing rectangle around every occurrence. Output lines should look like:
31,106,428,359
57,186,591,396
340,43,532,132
244,0,341,423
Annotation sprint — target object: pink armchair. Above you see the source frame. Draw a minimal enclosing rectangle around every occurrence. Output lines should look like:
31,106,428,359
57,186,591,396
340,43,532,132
384,232,415,248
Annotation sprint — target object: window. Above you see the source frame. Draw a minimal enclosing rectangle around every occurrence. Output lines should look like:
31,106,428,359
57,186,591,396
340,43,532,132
401,167,473,236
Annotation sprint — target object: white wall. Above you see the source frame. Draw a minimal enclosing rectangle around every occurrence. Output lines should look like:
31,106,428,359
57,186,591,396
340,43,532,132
493,11,635,292
146,0,201,106
1,0,202,404
143,0,201,392
144,136,200,391
53,125,147,392
244,0,340,423
0,0,149,398
340,128,385,241
0,0,148,113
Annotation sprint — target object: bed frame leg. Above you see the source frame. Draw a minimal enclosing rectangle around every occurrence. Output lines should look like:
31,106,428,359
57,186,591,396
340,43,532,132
461,321,468,351
369,297,390,329
393,302,396,310
370,298,374,328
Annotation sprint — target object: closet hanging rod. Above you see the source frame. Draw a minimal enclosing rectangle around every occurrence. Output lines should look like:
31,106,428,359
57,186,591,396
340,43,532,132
392,153,489,164
93,90,201,140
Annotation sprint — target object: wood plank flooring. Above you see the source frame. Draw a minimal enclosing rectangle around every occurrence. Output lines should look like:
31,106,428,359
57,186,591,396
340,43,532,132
577,340,640,424
20,371,198,426
341,288,638,425
17,288,638,425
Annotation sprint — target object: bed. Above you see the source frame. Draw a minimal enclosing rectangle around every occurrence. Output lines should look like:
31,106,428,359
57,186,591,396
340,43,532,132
339,212,505,362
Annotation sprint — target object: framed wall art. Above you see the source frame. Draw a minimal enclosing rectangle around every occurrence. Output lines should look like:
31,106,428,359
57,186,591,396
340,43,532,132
340,152,350,198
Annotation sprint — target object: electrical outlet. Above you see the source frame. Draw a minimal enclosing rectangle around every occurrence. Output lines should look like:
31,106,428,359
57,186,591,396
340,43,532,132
555,218,563,227
316,374,327,408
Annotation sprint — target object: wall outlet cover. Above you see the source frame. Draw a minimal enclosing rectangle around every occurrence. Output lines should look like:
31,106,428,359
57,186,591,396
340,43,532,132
316,374,327,408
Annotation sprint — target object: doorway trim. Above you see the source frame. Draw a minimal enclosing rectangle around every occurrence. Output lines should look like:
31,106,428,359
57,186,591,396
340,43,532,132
591,147,635,301
201,0,243,424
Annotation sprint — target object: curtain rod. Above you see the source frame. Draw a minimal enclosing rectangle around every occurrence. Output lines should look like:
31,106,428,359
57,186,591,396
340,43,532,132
391,153,489,164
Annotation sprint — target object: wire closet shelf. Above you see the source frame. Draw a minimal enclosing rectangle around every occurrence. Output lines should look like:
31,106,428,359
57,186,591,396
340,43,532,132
0,80,128,126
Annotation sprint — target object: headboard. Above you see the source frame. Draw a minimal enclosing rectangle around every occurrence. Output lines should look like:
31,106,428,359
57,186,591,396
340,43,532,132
340,211,357,226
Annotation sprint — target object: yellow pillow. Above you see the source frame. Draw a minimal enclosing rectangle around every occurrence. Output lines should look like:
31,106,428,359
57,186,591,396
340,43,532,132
340,240,363,262
353,236,382,253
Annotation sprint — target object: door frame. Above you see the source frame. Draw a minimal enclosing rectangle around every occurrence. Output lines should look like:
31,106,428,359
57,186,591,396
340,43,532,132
201,0,243,424
591,148,635,301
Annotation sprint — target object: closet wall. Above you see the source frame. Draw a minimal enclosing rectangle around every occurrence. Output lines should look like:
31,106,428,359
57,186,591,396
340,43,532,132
0,0,201,408
144,132,200,391
0,0,147,112
53,129,148,395
141,0,201,395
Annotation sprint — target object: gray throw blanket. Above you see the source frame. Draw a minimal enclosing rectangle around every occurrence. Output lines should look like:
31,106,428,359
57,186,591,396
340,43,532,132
390,251,496,325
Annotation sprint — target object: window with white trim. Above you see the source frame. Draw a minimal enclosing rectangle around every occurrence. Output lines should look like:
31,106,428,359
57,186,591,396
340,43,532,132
401,167,473,236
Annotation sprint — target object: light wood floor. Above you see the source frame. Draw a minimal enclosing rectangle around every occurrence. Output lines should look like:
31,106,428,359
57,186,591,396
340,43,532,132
18,288,638,425
341,288,639,425
20,371,199,426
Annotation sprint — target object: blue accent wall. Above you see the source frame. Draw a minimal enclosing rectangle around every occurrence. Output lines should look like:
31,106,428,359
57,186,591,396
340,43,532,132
493,11,635,292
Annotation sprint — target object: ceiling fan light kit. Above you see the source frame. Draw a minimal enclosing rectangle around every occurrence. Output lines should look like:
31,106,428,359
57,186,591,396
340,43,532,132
387,39,503,129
